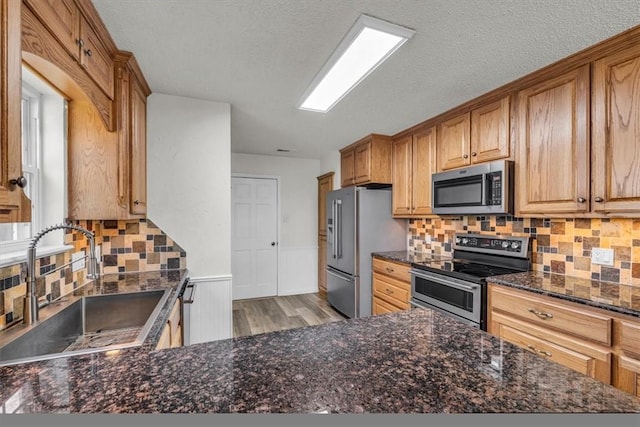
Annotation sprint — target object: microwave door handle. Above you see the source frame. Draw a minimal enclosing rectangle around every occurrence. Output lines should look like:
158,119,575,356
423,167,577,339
481,173,488,206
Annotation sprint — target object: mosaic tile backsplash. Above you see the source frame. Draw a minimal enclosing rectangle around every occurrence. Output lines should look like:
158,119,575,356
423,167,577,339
0,219,186,330
408,216,640,288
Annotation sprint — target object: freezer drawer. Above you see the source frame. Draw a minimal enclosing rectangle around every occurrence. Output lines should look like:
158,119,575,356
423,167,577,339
326,268,357,318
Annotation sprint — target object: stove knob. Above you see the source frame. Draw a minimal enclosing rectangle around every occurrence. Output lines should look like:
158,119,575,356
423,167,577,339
462,238,468,245
501,241,509,248
511,241,520,250
455,237,461,245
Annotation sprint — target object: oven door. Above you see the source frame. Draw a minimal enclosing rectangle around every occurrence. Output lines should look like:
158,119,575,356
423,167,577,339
410,268,482,326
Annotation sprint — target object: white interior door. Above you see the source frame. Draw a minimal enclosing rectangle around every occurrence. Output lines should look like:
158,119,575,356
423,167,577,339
231,177,278,300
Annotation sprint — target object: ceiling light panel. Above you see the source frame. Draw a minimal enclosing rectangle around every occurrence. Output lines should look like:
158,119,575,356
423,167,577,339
299,14,415,113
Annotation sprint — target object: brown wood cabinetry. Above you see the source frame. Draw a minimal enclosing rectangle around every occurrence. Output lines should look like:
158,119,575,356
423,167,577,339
317,172,333,297
372,257,411,314
392,126,436,217
488,284,640,393
156,298,183,350
0,0,31,223
340,134,392,187
437,96,510,172
592,43,640,214
129,66,148,215
24,0,114,98
516,66,590,215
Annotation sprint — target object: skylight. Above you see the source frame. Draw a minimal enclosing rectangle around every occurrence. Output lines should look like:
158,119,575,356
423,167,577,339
298,14,415,113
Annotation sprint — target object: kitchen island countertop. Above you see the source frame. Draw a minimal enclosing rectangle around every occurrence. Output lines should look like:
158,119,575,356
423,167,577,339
1,294,639,413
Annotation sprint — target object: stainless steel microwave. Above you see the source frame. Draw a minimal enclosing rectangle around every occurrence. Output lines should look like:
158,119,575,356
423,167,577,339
431,159,514,215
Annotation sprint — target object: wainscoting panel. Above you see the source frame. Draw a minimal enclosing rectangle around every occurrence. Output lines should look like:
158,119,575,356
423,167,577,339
187,275,232,344
278,246,318,296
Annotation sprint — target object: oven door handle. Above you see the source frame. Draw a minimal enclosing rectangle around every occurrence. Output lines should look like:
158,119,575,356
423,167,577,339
410,269,480,292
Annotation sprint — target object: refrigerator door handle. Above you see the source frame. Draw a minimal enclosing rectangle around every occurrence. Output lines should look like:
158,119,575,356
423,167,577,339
331,200,337,259
336,199,342,259
326,268,352,282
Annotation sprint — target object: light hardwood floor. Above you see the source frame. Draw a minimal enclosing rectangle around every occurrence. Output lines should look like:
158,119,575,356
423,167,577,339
232,293,346,338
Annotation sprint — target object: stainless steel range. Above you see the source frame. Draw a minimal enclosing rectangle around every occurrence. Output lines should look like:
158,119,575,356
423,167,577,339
410,233,530,330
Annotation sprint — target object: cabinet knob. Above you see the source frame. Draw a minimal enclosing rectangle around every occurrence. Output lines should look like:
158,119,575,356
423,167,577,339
84,49,93,57
463,154,469,159
76,38,84,47
134,200,140,205
577,197,586,203
9,176,27,188
594,197,604,203
471,152,477,157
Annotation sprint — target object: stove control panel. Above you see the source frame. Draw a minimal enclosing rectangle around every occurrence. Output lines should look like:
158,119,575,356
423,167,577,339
453,234,529,258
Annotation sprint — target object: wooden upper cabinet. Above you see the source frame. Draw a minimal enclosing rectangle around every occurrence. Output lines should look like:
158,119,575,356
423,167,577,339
516,65,590,215
0,0,31,223
339,134,392,187
592,42,640,214
470,96,510,163
438,112,470,171
129,75,147,215
23,0,80,60
392,126,437,217
23,0,114,99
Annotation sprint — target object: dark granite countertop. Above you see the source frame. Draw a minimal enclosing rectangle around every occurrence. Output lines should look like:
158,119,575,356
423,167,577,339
488,271,640,318
372,250,450,265
1,303,639,413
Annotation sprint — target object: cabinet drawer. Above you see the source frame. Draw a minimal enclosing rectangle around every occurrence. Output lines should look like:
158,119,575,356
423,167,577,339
620,320,640,357
372,257,411,283
373,296,401,315
491,286,612,346
500,324,597,378
373,274,409,309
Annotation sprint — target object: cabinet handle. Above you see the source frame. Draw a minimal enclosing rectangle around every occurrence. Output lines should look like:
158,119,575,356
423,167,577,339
384,288,394,294
76,38,84,47
386,267,394,273
594,197,604,203
527,345,552,357
471,152,477,157
528,308,553,319
463,154,469,159
577,197,586,203
9,176,27,188
84,49,93,57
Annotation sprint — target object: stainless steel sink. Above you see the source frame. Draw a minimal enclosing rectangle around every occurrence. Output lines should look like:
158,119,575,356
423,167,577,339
0,289,170,366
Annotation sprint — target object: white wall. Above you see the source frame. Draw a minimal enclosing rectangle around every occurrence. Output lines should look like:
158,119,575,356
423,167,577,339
147,93,231,278
231,153,321,295
320,150,341,189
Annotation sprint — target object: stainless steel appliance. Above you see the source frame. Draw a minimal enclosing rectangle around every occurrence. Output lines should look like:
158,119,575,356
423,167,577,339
432,159,514,215
326,187,406,318
410,233,529,330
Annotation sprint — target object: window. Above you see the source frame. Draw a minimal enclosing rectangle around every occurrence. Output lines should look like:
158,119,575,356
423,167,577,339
0,68,67,257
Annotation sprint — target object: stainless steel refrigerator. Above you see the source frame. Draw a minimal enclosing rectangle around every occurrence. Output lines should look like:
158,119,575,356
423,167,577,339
326,187,406,318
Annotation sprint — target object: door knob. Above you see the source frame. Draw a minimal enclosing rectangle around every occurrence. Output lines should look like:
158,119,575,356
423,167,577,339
10,176,27,188
271,242,276,246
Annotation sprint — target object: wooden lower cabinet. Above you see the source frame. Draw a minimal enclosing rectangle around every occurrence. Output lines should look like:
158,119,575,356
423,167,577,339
156,298,182,350
318,235,327,297
372,257,411,315
488,283,640,393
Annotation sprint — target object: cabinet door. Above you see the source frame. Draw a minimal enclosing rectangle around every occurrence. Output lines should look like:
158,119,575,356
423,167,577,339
79,16,114,99
412,126,437,216
130,79,147,215
373,296,399,315
592,44,640,213
24,0,80,61
0,0,31,223
340,149,355,187
617,355,640,397
391,135,412,216
516,66,590,215
471,96,510,164
354,141,371,184
437,112,470,171
318,235,327,296
317,172,333,236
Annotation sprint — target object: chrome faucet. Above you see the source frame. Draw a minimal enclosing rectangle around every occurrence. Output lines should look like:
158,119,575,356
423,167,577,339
24,223,100,325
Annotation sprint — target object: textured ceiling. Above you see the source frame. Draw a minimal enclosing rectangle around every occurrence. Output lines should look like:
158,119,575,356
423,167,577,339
92,0,640,159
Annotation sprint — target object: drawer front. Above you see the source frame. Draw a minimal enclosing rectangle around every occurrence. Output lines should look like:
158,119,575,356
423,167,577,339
373,257,411,283
373,296,400,315
491,286,612,346
373,274,410,309
619,355,640,397
500,324,595,378
620,320,640,357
